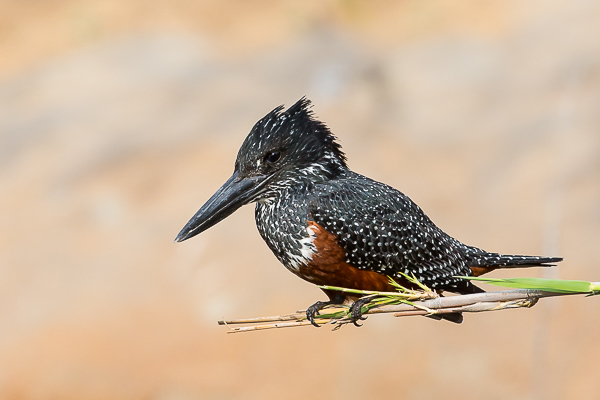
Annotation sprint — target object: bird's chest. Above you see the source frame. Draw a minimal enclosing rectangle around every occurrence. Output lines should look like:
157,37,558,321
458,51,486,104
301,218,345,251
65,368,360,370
254,198,395,292
255,198,316,271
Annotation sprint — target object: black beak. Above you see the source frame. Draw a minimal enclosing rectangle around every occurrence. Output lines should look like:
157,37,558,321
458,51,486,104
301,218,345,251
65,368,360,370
175,171,266,242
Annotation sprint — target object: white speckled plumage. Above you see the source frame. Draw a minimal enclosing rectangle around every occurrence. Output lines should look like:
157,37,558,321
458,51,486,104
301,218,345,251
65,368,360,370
247,98,561,294
175,98,563,325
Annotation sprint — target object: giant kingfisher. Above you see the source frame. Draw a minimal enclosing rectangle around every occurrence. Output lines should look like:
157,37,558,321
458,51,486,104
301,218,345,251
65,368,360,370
175,98,561,326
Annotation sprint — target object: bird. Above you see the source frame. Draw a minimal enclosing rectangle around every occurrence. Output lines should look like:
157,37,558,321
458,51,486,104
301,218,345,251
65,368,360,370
175,98,562,326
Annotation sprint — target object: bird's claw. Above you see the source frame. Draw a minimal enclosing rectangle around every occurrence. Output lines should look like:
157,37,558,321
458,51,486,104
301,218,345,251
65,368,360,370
306,301,328,327
306,296,372,328
348,297,373,327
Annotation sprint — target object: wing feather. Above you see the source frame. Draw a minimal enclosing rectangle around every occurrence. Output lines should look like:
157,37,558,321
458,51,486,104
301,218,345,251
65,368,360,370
308,173,475,292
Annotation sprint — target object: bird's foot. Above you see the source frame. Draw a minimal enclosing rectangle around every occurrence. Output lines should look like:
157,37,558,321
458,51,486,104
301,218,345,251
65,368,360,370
306,300,332,328
348,296,375,327
306,292,347,328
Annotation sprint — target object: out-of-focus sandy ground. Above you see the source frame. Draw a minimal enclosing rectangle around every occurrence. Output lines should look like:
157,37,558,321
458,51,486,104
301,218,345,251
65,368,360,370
0,1,599,399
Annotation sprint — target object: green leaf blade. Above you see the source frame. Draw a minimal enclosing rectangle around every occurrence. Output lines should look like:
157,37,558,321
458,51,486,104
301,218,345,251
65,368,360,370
458,276,598,294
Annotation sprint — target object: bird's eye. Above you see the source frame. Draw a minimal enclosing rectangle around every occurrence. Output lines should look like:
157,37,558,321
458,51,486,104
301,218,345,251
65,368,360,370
265,151,281,164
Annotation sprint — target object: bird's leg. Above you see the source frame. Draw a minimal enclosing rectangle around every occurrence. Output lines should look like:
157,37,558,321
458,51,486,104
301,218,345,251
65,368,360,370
306,292,346,327
348,295,376,327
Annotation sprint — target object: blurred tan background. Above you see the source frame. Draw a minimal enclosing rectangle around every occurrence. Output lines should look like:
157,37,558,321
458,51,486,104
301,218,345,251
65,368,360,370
1,1,599,399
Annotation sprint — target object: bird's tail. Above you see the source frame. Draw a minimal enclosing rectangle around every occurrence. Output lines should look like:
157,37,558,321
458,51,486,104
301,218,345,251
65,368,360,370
463,246,562,276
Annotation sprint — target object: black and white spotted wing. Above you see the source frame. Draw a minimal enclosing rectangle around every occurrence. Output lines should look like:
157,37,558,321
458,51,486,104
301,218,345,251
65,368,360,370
307,172,479,293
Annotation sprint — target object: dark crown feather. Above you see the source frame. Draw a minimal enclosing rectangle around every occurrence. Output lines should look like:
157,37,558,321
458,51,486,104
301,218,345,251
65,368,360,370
253,97,348,168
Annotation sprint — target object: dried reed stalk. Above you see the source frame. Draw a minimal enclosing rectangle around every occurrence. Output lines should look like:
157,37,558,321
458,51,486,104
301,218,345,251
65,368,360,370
218,289,574,333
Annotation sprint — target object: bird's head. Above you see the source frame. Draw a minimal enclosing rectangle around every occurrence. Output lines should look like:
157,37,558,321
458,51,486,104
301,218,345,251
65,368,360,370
175,97,347,242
